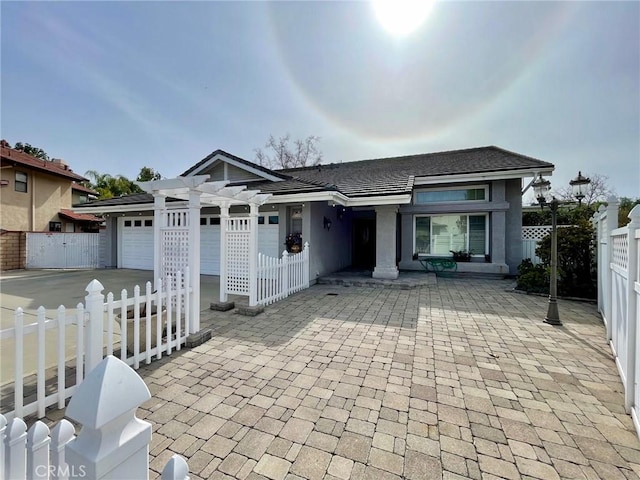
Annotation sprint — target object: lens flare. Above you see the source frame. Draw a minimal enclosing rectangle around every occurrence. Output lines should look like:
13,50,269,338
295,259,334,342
373,0,435,36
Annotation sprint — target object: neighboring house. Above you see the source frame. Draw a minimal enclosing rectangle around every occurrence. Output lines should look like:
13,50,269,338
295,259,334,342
74,146,553,279
0,141,101,233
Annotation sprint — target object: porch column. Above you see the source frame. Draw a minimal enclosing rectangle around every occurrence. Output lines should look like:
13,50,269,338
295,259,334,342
372,205,399,280
188,191,201,332
153,193,166,291
249,203,259,306
219,203,229,303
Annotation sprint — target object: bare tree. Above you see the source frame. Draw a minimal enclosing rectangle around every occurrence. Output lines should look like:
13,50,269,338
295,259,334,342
255,134,322,169
553,172,615,206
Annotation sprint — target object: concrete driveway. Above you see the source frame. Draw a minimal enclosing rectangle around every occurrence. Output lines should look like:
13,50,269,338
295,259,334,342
0,269,226,384
100,277,638,479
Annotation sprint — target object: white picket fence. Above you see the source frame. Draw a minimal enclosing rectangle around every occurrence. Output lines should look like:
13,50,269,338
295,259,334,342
256,243,310,306
1,356,190,480
1,270,192,422
593,199,640,438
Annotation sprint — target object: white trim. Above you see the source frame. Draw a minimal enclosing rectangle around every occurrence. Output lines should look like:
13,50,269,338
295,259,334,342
346,194,412,207
188,152,284,183
413,167,554,185
413,184,488,205
265,191,350,206
413,213,489,256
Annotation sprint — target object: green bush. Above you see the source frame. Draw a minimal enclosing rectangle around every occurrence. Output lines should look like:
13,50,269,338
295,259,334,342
517,219,596,298
516,259,549,294
535,219,596,298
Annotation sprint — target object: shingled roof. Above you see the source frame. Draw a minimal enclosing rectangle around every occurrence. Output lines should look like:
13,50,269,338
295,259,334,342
1,142,88,182
76,146,553,208
278,146,553,197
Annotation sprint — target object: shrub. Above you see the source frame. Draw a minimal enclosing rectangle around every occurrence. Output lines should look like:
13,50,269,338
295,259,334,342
535,219,596,298
516,259,549,294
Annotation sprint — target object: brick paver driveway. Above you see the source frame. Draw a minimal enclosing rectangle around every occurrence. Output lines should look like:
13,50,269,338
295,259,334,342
136,278,640,479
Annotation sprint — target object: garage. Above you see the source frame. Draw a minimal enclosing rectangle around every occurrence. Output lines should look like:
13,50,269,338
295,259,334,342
119,214,280,274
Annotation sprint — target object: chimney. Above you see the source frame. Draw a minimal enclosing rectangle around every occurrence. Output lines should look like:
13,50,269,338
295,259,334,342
52,158,68,170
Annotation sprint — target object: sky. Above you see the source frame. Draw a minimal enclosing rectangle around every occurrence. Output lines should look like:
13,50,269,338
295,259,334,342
2,1,639,198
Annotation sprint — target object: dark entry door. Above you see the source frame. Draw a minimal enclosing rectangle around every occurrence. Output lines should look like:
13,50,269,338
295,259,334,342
352,219,376,269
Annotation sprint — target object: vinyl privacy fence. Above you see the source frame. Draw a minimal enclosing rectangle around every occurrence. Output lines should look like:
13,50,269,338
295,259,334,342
1,270,193,422
26,232,100,269
593,200,640,438
1,356,190,480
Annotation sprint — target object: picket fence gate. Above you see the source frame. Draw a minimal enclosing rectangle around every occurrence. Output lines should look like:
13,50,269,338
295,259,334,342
593,199,640,438
1,270,192,422
256,243,310,306
1,356,190,480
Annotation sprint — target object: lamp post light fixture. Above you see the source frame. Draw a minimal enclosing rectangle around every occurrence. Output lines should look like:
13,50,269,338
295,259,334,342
531,172,591,326
569,171,591,206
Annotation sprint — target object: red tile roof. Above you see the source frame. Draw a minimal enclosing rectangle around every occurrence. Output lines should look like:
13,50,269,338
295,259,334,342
72,183,98,195
1,144,88,182
59,209,102,222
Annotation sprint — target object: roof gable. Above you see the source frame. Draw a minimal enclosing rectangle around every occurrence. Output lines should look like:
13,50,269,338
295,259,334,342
181,149,287,183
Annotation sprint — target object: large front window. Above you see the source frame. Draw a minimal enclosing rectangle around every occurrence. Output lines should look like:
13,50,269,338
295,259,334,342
415,214,487,255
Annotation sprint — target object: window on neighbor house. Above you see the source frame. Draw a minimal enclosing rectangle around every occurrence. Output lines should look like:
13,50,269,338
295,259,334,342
414,186,487,204
49,222,62,232
15,172,27,193
414,214,487,256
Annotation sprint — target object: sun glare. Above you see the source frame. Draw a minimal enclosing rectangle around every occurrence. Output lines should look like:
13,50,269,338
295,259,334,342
373,0,435,37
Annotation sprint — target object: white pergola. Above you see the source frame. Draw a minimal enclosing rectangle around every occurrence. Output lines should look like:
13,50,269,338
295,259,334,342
137,175,272,333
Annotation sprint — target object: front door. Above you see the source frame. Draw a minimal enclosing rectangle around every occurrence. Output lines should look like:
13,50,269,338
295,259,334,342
352,218,376,269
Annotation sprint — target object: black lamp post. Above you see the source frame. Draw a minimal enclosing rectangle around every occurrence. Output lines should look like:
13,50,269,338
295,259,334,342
531,172,591,326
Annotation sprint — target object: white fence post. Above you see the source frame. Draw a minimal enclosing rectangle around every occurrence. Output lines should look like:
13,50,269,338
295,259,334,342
5,417,27,480
303,242,310,288
26,421,50,479
51,420,76,480
65,355,152,480
624,206,640,411
161,454,191,480
282,250,289,298
0,414,6,479
605,197,620,341
85,279,105,372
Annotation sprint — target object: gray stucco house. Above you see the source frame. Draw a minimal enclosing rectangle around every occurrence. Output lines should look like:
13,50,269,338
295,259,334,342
75,146,553,281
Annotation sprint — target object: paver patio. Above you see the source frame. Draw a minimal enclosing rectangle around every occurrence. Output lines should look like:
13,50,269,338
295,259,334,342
49,276,640,479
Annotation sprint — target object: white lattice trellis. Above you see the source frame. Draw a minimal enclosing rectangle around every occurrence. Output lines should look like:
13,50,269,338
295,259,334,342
161,210,190,281
225,217,251,295
521,225,572,241
612,231,629,270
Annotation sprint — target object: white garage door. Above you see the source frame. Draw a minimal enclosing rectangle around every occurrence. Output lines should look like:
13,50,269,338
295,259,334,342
119,214,280,274
119,217,154,270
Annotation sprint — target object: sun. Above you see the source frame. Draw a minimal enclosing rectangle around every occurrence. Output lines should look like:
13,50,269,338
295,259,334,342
373,0,435,37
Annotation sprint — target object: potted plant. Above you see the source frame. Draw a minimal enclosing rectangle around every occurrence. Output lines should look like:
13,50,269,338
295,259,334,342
285,232,303,253
450,250,472,262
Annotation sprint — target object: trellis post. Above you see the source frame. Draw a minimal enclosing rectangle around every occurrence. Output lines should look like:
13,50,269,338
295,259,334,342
153,193,166,291
220,203,229,303
188,191,201,332
249,203,259,307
